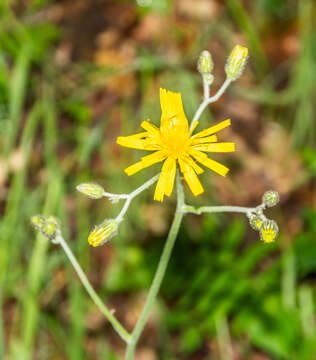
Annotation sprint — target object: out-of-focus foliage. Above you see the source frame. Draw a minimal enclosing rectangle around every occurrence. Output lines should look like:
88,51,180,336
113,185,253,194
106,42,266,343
0,0,315,359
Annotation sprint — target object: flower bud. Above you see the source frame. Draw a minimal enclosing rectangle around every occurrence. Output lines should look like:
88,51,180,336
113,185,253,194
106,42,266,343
262,190,280,208
225,45,248,81
88,219,119,247
41,217,60,241
77,182,104,199
31,215,46,231
249,214,264,231
260,220,278,244
198,50,213,75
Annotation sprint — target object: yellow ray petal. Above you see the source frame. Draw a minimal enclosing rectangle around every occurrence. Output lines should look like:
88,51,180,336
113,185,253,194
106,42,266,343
124,151,166,176
192,119,231,139
141,120,160,136
117,135,160,150
164,158,176,196
178,158,204,196
189,120,199,134
160,88,185,119
193,142,235,152
160,88,189,139
118,132,148,140
190,135,218,145
154,157,176,201
190,149,229,177
181,154,204,174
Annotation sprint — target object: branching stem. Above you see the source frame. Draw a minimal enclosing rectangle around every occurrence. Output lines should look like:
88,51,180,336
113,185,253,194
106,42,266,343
190,78,232,129
116,174,160,222
56,72,234,359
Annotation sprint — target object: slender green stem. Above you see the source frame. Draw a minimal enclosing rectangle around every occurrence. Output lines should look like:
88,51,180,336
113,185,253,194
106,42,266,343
57,235,131,343
125,175,185,360
182,204,256,215
190,78,232,129
0,292,4,359
202,75,211,99
116,174,160,222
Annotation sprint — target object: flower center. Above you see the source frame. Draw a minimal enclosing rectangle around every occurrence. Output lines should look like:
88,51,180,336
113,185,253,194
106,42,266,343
160,116,190,158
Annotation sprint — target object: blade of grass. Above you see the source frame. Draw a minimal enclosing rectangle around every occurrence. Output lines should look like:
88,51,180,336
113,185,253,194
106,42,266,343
291,0,315,146
0,103,41,358
299,285,314,338
4,43,32,157
0,292,4,359
0,103,42,287
282,246,296,310
215,315,233,360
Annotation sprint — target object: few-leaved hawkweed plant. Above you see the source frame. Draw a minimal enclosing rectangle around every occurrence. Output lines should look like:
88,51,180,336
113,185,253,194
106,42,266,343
31,45,280,359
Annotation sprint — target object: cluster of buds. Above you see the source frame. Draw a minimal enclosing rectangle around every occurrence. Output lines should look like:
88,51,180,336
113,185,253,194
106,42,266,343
31,215,61,244
247,190,280,244
76,182,123,247
225,44,248,81
198,44,248,86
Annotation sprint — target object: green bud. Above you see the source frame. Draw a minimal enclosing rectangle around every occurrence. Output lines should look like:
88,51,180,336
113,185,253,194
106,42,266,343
77,182,104,199
262,190,280,208
198,50,213,75
31,215,46,231
225,45,248,81
249,214,264,231
41,218,60,241
88,219,119,247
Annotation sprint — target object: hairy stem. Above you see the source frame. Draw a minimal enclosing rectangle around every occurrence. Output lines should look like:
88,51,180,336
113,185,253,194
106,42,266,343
115,174,160,223
57,235,131,343
190,78,232,129
125,175,185,360
182,204,256,215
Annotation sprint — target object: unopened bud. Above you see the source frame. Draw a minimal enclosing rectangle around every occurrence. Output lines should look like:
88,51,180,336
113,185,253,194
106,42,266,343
260,220,278,244
262,190,280,208
77,182,104,199
225,45,248,81
198,50,213,75
88,219,119,247
31,215,46,231
41,218,60,241
249,214,264,231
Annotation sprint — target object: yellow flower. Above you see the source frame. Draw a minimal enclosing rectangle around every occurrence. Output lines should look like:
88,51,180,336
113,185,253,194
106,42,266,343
260,220,278,244
117,88,235,202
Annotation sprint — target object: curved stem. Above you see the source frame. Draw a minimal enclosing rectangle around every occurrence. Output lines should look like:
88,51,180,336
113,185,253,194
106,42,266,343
190,78,232,129
115,174,160,223
57,235,131,343
125,175,185,360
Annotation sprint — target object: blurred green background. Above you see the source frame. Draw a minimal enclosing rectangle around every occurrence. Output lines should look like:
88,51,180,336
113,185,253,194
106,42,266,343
0,0,316,359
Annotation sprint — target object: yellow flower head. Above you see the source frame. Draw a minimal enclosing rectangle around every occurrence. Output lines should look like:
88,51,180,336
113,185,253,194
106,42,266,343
117,88,235,202
260,220,278,244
